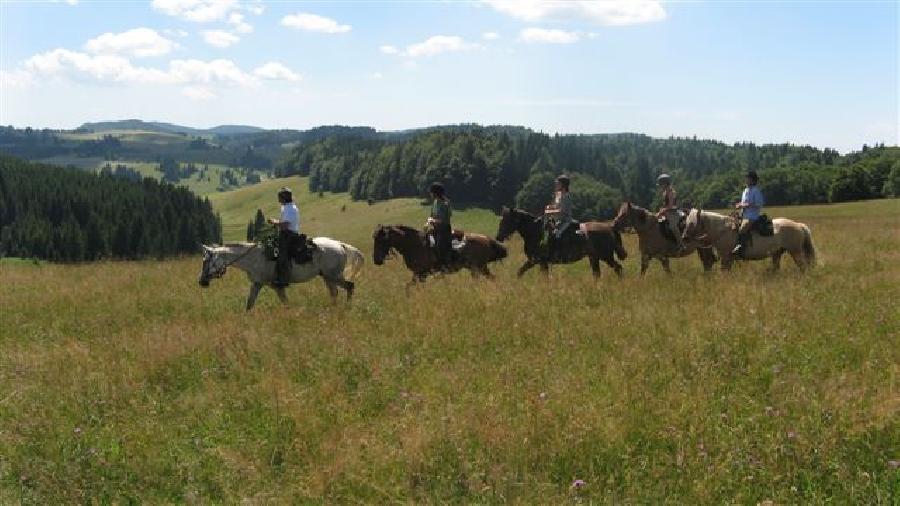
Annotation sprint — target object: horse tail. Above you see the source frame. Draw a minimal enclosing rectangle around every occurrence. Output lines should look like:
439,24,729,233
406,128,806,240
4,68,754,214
341,243,365,281
613,230,628,260
801,224,817,268
490,238,508,261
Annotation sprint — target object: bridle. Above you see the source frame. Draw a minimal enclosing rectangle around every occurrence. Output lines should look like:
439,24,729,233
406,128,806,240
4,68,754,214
204,244,258,279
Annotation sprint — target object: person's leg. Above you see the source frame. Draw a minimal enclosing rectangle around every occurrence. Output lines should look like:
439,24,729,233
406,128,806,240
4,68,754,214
438,224,452,269
733,219,752,256
665,210,684,249
275,229,293,286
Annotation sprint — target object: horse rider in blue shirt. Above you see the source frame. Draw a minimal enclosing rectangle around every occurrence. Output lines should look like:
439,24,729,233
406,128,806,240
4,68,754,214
733,170,764,257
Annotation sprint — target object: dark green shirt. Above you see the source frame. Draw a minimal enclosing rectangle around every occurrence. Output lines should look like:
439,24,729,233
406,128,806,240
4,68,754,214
431,199,452,224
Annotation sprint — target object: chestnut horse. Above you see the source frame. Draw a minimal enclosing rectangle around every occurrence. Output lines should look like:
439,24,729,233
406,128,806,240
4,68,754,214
495,207,626,278
372,225,507,289
612,201,718,275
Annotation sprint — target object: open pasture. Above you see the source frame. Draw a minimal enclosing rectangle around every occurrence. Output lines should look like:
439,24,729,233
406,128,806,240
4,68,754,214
1,196,897,503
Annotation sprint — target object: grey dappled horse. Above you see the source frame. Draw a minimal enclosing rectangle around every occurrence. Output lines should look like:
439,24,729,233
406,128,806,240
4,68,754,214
198,237,364,310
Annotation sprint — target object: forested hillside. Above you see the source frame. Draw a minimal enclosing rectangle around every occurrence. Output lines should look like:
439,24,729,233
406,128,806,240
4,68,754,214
278,128,900,219
0,155,221,261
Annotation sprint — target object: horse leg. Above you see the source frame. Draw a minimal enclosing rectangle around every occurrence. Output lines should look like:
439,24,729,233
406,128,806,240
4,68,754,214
322,278,339,304
770,248,785,272
604,254,624,278
246,282,262,311
275,286,289,305
517,260,536,278
640,254,651,276
659,257,672,275
789,249,807,271
589,255,601,278
539,262,550,276
341,280,355,301
699,247,716,272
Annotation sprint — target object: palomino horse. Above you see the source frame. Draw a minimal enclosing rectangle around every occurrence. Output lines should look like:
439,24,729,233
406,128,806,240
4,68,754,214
681,209,817,271
198,237,365,310
612,201,717,275
495,207,626,278
372,224,507,289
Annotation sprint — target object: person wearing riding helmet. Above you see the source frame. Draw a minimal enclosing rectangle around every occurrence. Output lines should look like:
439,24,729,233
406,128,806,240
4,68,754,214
268,187,305,287
656,173,685,251
543,174,574,256
733,170,764,257
427,182,453,270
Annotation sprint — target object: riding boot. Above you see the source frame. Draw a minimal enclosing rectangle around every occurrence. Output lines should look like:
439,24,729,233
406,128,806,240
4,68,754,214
732,233,749,258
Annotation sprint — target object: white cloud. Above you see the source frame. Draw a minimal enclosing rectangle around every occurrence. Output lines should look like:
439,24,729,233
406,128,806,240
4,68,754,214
164,28,190,38
370,72,383,79
202,30,240,48
379,45,399,55
228,12,253,34
281,13,351,34
404,35,480,58
484,0,666,26
519,28,580,44
181,85,216,100
0,69,35,88
23,49,265,87
482,32,501,40
151,0,239,23
84,28,176,58
253,62,302,82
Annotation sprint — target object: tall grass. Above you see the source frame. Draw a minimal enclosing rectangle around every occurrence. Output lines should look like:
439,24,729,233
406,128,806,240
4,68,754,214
1,198,897,503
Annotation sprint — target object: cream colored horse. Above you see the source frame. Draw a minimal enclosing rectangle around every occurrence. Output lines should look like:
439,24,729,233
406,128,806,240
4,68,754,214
682,209,817,271
198,237,364,310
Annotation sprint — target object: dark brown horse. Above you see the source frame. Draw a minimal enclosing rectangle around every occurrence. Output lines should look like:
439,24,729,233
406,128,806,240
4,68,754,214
372,225,507,289
495,207,626,278
612,202,718,275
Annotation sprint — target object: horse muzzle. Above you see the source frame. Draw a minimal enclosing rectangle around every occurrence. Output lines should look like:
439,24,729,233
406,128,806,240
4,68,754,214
198,277,210,287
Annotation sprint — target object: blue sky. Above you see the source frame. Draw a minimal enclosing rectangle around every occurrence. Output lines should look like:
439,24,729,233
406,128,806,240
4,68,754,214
0,0,896,152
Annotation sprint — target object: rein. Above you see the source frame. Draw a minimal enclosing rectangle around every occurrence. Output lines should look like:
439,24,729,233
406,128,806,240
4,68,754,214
223,244,259,268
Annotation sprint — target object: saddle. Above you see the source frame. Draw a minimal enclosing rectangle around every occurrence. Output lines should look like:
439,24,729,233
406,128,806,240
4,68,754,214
752,215,775,237
262,233,314,263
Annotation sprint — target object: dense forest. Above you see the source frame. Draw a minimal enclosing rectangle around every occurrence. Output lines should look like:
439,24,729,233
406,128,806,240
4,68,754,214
278,128,900,219
0,155,221,261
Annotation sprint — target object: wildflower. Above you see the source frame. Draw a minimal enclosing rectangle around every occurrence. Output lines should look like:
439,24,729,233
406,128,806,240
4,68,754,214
571,479,586,490
539,392,548,400
888,460,899,470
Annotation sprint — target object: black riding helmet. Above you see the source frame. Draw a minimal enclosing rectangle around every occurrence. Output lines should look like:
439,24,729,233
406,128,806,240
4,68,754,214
277,186,293,203
745,170,759,184
429,182,446,197
555,174,570,190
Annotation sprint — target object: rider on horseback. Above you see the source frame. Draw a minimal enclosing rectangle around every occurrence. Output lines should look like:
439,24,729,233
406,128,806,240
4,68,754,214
268,187,309,288
733,170,765,258
656,173,685,252
426,182,453,271
543,174,575,259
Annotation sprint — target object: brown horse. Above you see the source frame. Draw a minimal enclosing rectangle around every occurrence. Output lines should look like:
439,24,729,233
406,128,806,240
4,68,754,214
372,224,507,289
495,207,626,278
612,201,718,275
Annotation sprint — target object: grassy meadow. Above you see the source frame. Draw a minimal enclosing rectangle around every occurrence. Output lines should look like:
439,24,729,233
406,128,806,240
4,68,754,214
1,184,898,503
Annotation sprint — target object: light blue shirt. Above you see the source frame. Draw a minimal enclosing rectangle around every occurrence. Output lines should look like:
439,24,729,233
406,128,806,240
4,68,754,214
280,203,300,233
740,185,764,221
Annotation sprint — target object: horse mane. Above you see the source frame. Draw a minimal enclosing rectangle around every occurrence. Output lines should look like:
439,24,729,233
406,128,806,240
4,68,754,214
387,224,422,236
510,208,538,219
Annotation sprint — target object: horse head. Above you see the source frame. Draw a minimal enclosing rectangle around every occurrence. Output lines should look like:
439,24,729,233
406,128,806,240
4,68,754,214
198,244,228,287
496,207,531,242
372,225,395,265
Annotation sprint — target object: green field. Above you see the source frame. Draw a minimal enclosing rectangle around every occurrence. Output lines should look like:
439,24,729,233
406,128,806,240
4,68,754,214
1,187,898,503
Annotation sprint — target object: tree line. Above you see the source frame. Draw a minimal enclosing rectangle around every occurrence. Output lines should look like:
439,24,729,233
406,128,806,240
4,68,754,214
0,155,221,261
277,127,899,219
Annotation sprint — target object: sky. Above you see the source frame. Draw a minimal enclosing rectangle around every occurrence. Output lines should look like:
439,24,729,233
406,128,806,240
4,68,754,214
0,0,896,152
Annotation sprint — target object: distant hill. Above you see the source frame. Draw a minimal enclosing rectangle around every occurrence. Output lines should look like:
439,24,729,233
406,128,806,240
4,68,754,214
78,120,263,136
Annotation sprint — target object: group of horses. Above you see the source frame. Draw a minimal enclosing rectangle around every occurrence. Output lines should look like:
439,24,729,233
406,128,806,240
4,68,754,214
198,202,817,310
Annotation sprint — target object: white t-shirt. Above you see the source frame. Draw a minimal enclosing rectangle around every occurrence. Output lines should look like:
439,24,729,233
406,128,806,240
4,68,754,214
280,203,300,233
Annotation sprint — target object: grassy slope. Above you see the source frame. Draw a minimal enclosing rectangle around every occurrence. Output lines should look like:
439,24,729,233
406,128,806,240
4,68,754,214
208,176,500,244
0,194,898,503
